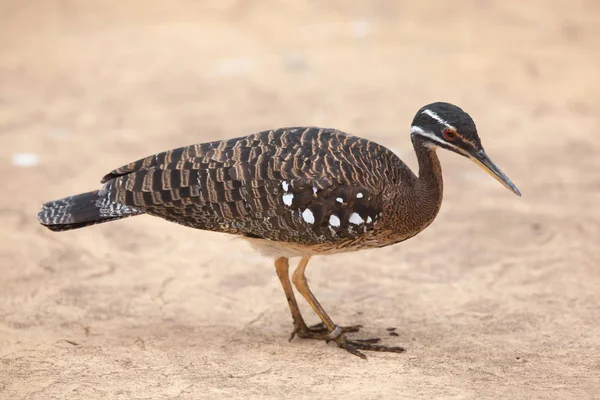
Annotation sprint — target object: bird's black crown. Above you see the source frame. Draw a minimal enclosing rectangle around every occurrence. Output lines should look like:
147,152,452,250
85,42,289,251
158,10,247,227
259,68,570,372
411,102,483,154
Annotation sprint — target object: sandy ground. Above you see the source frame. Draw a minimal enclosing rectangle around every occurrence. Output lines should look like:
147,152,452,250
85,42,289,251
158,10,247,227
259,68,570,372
1,1,599,399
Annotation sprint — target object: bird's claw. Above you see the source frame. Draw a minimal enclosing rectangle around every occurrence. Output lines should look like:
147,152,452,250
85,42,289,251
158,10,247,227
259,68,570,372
335,336,406,359
289,322,362,341
288,322,404,359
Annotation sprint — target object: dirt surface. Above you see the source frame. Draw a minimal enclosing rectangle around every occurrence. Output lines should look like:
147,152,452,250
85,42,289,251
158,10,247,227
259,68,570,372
1,1,599,399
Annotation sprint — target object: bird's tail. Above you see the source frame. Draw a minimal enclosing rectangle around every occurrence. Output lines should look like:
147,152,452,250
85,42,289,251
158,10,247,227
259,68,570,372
37,189,141,232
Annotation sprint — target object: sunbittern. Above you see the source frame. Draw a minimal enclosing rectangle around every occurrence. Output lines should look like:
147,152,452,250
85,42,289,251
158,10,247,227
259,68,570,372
38,102,520,359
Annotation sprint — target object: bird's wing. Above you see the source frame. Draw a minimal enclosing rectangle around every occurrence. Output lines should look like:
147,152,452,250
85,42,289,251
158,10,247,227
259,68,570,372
99,127,399,244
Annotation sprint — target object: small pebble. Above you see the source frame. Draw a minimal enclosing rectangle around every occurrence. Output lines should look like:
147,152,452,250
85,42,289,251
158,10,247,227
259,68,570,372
386,327,396,332
389,332,399,337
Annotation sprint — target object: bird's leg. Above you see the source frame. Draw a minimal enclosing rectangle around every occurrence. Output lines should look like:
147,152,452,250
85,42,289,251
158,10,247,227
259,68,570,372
291,255,405,359
275,257,310,339
274,257,361,341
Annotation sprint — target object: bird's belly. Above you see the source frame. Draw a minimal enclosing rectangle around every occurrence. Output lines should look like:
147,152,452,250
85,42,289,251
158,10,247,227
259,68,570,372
243,227,413,258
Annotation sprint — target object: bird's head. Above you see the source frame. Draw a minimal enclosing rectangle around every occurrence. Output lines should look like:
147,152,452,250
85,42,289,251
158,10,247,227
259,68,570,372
411,102,521,196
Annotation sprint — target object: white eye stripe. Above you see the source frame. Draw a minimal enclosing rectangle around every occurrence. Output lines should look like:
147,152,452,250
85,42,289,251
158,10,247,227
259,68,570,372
410,126,467,155
421,109,456,131
410,126,426,135
411,127,446,147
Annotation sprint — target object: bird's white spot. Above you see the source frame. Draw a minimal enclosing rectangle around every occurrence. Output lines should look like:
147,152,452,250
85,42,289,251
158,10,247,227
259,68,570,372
282,181,289,192
356,192,364,199
349,212,364,225
421,109,456,130
367,216,373,224
302,209,315,224
11,153,39,167
336,197,344,203
329,214,341,227
313,186,318,194
282,193,294,206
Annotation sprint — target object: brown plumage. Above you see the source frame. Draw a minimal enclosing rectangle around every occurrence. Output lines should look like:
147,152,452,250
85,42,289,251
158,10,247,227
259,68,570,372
38,102,521,358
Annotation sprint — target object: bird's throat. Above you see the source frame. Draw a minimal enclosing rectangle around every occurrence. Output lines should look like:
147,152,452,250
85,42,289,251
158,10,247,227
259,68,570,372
413,137,444,226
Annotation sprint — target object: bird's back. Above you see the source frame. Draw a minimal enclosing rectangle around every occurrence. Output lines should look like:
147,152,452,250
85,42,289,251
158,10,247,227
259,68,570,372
100,127,414,253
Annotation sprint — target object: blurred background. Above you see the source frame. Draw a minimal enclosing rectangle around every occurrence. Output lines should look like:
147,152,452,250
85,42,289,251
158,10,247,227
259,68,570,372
1,1,599,398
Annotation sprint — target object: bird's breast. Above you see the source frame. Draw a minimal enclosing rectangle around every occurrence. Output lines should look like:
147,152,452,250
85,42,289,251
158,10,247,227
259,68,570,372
375,181,444,245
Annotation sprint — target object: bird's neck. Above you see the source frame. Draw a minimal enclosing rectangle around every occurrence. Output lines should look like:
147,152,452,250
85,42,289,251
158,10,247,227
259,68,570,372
378,135,444,241
375,134,444,242
411,134,444,222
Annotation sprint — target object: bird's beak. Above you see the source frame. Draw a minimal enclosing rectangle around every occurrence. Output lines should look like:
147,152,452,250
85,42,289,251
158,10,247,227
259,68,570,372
468,150,521,196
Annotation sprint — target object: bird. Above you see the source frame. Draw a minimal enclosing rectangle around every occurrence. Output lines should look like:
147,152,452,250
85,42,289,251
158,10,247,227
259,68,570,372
37,102,521,359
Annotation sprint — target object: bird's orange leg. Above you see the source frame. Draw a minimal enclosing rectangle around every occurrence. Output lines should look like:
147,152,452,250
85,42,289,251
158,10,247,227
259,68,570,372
274,257,310,339
291,255,405,359
274,257,360,341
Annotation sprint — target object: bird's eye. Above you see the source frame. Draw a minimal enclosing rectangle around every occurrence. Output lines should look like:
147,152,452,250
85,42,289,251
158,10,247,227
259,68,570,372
443,129,457,141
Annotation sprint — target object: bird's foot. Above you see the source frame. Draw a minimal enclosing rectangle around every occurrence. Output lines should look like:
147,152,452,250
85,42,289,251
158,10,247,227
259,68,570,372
289,322,362,341
334,334,406,359
289,322,405,359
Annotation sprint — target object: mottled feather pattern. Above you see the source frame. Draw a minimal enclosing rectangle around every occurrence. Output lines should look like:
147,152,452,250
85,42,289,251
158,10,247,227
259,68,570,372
97,127,418,252
38,127,437,253
38,190,141,231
